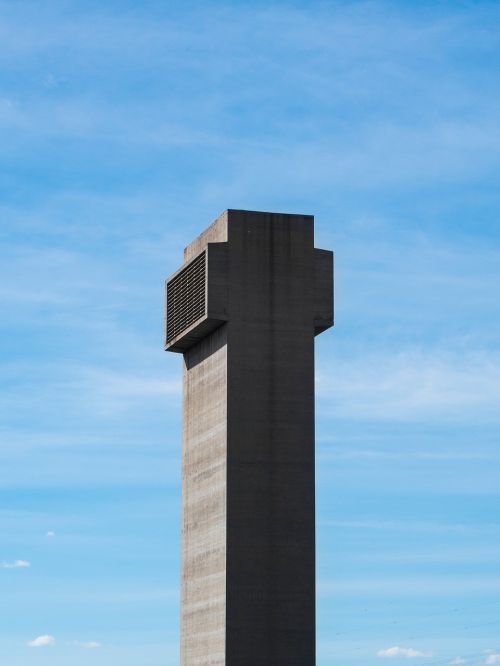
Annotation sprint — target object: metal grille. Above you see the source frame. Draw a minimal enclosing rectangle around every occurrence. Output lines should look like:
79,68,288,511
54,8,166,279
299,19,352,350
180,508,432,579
167,251,206,342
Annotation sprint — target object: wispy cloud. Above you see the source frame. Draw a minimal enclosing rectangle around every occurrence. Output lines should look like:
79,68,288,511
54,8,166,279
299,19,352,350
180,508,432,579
378,646,432,658
318,576,500,597
70,641,101,649
0,2,499,198
0,559,30,569
0,361,181,429
318,519,500,534
77,367,181,404
28,635,55,647
486,655,500,665
317,348,500,423
317,447,500,462
450,658,466,665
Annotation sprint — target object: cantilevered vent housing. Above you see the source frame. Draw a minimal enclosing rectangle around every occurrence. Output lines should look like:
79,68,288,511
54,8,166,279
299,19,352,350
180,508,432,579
166,251,206,343
165,243,228,353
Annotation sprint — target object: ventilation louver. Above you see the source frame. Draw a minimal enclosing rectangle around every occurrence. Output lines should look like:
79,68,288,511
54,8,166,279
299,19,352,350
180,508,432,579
166,251,206,343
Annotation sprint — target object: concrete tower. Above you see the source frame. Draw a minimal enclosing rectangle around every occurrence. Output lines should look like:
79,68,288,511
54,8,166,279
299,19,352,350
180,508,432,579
165,209,333,666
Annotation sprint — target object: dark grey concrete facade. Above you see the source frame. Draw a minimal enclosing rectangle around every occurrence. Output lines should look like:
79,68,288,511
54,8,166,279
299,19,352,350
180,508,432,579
165,210,333,666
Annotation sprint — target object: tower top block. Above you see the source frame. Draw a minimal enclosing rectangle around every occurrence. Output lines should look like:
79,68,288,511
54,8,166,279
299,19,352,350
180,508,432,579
165,209,333,352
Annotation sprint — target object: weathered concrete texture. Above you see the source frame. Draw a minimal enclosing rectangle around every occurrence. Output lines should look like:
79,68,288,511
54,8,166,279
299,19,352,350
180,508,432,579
184,212,228,262
182,326,227,666
181,213,229,666
168,210,333,666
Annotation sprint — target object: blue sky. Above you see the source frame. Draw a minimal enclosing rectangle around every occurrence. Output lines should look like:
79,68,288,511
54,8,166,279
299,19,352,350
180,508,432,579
1,0,500,664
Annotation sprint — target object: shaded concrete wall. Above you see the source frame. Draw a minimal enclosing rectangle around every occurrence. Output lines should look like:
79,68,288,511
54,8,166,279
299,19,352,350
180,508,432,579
225,212,316,666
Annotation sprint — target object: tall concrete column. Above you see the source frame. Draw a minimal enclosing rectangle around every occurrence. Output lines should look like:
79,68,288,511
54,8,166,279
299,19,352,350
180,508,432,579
165,209,333,666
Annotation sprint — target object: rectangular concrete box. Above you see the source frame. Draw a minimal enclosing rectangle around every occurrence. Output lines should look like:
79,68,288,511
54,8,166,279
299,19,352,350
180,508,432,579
165,210,334,666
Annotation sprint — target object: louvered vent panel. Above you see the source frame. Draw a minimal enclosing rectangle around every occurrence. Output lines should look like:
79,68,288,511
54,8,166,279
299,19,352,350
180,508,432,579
167,251,206,343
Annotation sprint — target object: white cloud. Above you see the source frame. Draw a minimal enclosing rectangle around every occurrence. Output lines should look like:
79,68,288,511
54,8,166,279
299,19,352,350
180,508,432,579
486,655,500,665
73,641,101,649
82,368,181,400
320,576,500,598
46,531,55,538
1,2,498,195
316,348,500,423
319,519,474,533
378,646,432,658
450,659,466,665
0,559,30,569
28,635,55,647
